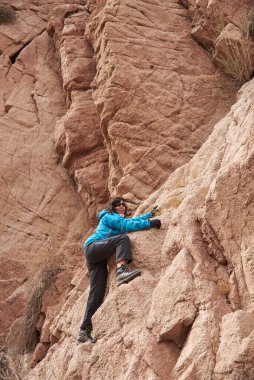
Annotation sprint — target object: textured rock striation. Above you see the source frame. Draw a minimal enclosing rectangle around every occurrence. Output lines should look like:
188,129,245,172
0,0,89,366
86,0,235,200
1,0,254,379
180,0,254,83
140,77,254,379
25,77,254,379
47,4,109,220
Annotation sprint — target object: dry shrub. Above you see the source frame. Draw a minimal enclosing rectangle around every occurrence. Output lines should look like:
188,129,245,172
202,6,228,40
0,3,16,24
241,7,254,38
20,264,63,352
211,15,228,39
204,8,254,84
215,38,252,84
0,348,22,380
248,8,254,36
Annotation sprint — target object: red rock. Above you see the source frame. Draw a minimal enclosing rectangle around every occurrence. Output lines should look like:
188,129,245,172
1,1,254,379
30,342,50,368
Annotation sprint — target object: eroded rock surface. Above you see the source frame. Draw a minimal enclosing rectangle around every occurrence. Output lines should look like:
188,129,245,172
25,77,254,379
0,4,88,361
1,0,254,379
87,0,235,200
47,4,109,219
180,0,254,83
180,0,252,46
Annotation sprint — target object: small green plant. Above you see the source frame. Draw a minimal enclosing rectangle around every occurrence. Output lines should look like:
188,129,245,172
0,4,16,24
215,38,252,84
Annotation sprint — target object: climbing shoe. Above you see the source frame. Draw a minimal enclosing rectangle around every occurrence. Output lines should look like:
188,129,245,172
77,326,97,343
116,265,141,287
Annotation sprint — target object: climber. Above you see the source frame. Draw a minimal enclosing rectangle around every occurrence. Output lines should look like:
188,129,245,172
77,197,161,343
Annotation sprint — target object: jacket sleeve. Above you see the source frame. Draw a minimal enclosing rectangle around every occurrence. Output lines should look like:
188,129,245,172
103,213,151,233
130,212,152,221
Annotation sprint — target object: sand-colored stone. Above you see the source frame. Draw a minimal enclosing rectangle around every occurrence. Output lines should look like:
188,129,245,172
180,0,254,82
214,22,253,81
147,249,196,346
48,4,109,220
86,0,235,201
0,29,86,349
214,310,254,380
180,0,252,45
1,1,254,379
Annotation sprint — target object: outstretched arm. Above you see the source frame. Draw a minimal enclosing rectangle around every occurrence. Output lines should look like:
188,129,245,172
129,212,153,221
104,213,151,233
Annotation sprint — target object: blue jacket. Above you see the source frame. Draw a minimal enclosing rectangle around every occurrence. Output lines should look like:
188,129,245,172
83,210,152,249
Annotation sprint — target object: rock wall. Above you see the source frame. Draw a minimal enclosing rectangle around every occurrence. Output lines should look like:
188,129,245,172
1,0,254,379
86,0,235,200
0,0,89,366
180,0,254,83
47,4,109,220
25,78,254,380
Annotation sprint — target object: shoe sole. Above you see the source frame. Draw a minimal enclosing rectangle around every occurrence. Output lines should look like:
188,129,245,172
77,337,97,344
117,270,141,287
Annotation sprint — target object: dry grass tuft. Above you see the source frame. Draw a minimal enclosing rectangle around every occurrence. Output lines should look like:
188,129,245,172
208,8,254,84
242,7,254,38
0,4,16,24
0,348,22,380
211,17,228,39
248,8,254,36
215,38,252,84
20,264,62,352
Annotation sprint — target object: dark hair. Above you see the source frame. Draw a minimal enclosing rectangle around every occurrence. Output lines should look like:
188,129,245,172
106,197,138,217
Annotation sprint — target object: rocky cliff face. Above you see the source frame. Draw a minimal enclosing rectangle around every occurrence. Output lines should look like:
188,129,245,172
0,0,254,379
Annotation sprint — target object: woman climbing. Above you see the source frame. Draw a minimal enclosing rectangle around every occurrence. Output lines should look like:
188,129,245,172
77,196,161,343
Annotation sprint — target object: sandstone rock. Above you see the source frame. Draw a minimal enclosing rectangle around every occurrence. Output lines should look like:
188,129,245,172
48,4,109,220
2,1,254,379
86,0,235,201
131,75,254,379
0,1,88,57
173,307,225,380
180,0,252,39
213,23,253,84
70,267,88,289
0,28,87,350
147,249,196,346
75,273,89,292
30,342,50,369
34,313,45,331
214,310,254,380
241,246,254,305
181,0,254,82
23,2,251,376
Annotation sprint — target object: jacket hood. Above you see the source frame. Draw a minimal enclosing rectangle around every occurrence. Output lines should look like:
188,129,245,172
98,209,108,219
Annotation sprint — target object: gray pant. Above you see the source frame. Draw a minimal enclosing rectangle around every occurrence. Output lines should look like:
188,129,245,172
80,234,132,330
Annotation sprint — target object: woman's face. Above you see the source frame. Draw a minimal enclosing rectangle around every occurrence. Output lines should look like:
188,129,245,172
114,201,126,216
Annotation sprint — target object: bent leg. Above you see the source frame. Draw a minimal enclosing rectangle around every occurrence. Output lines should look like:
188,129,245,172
80,260,108,330
115,235,132,264
86,234,132,264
